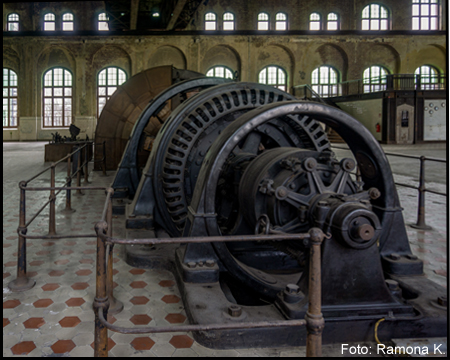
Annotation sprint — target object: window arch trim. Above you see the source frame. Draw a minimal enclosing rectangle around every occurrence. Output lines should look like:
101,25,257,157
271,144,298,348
361,3,390,30
311,65,339,97
258,65,288,92
97,66,128,117
7,13,20,31
3,68,19,128
42,67,73,128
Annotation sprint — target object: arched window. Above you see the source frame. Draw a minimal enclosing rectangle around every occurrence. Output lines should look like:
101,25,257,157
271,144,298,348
44,13,56,31
206,66,234,79
275,13,287,31
362,4,389,30
257,13,269,30
205,12,217,30
43,68,73,127
327,12,339,30
98,67,127,116
311,66,338,97
98,13,109,31
3,68,18,128
412,0,439,30
258,66,287,92
62,13,74,31
415,65,440,90
310,13,321,30
7,13,20,31
363,66,389,93
223,12,235,31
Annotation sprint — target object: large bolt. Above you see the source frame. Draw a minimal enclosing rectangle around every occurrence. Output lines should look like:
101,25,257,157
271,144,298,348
368,187,381,200
317,201,328,207
286,284,299,294
304,158,317,171
356,224,374,241
187,262,197,268
406,254,418,260
437,296,447,307
277,187,287,198
342,158,356,172
227,305,242,317
205,260,215,267
385,279,399,290
390,253,401,260
198,261,204,267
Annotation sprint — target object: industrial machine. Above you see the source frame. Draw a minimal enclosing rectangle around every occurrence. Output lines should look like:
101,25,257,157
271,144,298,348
107,81,446,349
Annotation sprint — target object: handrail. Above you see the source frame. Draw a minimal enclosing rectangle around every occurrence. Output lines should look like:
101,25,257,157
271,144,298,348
331,145,446,229
7,141,105,292
92,189,325,357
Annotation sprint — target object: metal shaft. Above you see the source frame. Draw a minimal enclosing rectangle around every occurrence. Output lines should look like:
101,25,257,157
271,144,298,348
49,165,56,235
411,156,431,230
65,156,72,211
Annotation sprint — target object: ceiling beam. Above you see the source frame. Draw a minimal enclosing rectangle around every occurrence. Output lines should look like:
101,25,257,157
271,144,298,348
130,0,140,30
166,0,187,30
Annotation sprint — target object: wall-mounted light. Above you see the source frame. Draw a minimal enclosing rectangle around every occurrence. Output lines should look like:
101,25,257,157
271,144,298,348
153,12,160,17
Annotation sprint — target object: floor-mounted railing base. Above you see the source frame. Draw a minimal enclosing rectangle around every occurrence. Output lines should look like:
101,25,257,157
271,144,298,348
8,278,36,292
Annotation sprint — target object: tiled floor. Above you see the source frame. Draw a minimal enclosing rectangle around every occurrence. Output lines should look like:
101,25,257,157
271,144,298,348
3,142,447,357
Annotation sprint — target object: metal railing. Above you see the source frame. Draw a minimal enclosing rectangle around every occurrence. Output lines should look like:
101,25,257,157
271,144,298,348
8,141,107,292
331,145,446,230
295,74,447,98
92,188,325,357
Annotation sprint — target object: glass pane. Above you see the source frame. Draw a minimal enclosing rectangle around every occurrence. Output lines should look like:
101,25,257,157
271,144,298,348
259,69,266,83
412,17,420,30
44,71,52,86
225,69,233,79
64,70,72,86
328,13,338,20
278,69,285,84
62,13,73,21
54,69,63,86
371,19,379,30
8,23,19,31
44,22,55,31
118,70,127,84
62,22,74,31
430,17,438,29
362,19,369,30
206,69,213,77
421,17,429,29
99,21,109,31
54,88,63,96
310,13,320,21
380,7,388,18
98,87,106,96
276,13,287,21
421,4,430,16
44,88,52,96
310,22,320,30
205,13,216,21
311,69,319,84
268,67,276,84
44,13,55,21
205,21,216,30
9,88,17,97
98,70,106,86
223,21,234,30
276,22,286,30
430,4,438,15
258,22,268,30
64,88,72,96
371,5,380,18
412,4,420,16
362,6,370,18
258,13,268,21
3,88,8,97
223,13,234,21
107,87,117,96
99,13,108,21
380,20,388,30
64,117,71,126
328,21,338,30
8,13,19,21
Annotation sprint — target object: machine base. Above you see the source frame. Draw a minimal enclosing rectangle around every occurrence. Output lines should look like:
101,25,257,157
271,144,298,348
125,242,447,350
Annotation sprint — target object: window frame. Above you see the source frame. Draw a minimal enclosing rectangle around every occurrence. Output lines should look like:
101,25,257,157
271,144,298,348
257,12,270,31
258,65,288,92
361,4,390,30
311,65,339,97
414,65,441,90
363,65,389,93
223,12,235,31
97,66,128,118
275,12,287,31
98,12,109,31
44,12,56,31
7,13,20,31
62,12,74,31
206,66,234,79
327,12,339,30
3,68,19,128
42,67,73,128
310,12,322,31
205,12,217,31
412,0,440,30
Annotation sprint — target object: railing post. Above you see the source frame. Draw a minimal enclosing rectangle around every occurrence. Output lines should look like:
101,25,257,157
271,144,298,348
48,164,56,235
102,141,107,176
63,155,74,212
410,156,432,230
94,221,110,357
76,147,83,195
9,182,36,292
84,144,89,184
305,228,325,357
106,190,124,315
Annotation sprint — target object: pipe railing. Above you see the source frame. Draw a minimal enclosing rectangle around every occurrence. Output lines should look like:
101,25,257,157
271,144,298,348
331,145,446,230
93,188,325,357
8,141,107,292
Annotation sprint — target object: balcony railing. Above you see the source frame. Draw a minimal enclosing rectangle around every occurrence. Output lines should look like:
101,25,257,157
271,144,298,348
295,74,446,98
